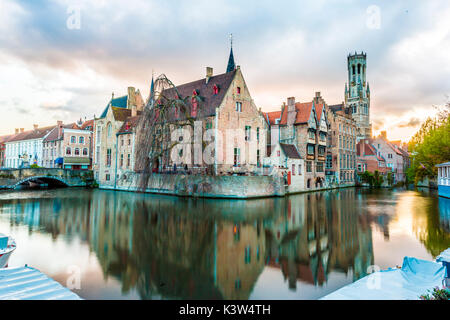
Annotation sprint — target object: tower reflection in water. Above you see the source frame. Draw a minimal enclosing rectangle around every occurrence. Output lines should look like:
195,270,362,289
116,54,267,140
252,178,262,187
0,188,448,300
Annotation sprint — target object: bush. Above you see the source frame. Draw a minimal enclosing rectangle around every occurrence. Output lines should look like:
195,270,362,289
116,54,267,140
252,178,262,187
419,286,450,300
30,164,41,168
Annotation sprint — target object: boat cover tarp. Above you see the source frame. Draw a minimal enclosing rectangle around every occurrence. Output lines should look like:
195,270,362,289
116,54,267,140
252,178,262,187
321,256,446,300
0,266,82,300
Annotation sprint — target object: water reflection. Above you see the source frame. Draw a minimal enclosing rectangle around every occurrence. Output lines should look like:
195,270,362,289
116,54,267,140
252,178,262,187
0,187,448,300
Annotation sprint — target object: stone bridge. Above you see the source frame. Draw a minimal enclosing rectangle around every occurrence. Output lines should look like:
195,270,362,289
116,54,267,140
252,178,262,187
0,168,94,190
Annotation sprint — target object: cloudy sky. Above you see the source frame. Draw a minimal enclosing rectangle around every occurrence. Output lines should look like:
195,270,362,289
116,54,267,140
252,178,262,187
0,0,449,141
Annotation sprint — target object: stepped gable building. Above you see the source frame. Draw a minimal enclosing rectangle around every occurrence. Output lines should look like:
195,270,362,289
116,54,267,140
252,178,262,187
276,92,328,189
345,52,371,141
154,45,268,176
93,87,144,185
326,103,357,186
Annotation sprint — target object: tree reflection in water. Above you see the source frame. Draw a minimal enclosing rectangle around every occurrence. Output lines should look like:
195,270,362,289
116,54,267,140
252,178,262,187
0,187,448,299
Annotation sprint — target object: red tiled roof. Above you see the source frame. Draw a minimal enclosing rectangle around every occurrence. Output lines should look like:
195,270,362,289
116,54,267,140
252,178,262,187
81,119,94,130
316,104,324,122
279,101,321,125
264,111,282,125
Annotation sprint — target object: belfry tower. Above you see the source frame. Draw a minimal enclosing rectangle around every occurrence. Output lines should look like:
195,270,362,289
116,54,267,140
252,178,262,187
345,52,371,141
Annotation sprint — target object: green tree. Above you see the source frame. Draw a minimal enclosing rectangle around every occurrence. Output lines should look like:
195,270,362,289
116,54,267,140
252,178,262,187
408,104,450,185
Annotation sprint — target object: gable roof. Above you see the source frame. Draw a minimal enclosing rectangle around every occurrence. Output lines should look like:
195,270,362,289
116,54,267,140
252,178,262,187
280,143,302,159
357,141,385,162
316,104,325,122
264,111,282,125
6,126,55,143
279,101,320,125
99,95,128,118
160,70,237,121
81,119,94,130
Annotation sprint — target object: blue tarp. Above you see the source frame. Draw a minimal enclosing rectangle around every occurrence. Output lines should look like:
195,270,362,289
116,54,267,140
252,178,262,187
321,256,446,300
54,157,63,164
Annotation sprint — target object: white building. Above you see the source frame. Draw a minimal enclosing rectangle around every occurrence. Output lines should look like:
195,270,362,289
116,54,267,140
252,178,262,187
263,142,305,193
4,125,54,168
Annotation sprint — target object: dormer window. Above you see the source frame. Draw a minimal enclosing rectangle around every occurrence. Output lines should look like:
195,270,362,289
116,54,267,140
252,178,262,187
213,85,219,95
237,87,241,94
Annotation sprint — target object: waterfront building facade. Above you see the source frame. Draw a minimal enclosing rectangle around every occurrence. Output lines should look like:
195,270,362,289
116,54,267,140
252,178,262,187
155,64,268,176
326,103,357,186
372,131,409,183
356,140,390,176
263,142,305,192
4,125,55,168
276,93,328,190
116,115,139,181
345,52,371,141
93,87,144,186
42,120,94,169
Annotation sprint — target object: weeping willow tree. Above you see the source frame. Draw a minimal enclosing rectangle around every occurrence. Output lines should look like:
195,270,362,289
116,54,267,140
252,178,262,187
134,74,206,192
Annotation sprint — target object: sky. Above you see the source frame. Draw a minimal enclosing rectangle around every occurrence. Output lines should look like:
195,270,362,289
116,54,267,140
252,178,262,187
0,0,449,142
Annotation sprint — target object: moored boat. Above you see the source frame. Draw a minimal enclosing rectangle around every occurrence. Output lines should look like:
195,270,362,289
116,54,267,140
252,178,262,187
0,234,16,268
437,162,450,198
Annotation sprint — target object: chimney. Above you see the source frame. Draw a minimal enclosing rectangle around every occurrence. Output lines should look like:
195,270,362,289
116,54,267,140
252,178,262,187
127,87,136,108
33,124,38,130
287,97,296,125
20,128,24,133
131,105,137,117
57,120,63,139
206,67,213,84
15,128,19,134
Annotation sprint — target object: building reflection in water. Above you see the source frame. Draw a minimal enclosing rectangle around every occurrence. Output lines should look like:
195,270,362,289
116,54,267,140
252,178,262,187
0,187,448,300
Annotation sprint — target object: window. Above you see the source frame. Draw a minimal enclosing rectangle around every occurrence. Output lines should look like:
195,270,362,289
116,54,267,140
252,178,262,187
71,136,76,143
319,132,326,141
120,154,123,167
235,102,242,112
292,164,295,175
298,164,302,175
316,162,324,172
106,174,110,181
245,126,251,141
213,85,219,95
318,146,325,156
206,120,212,130
388,154,393,159
256,127,260,141
244,246,251,264
308,130,315,140
234,148,240,166
127,154,131,167
107,123,112,138
66,147,71,155
306,161,312,173
358,164,362,172
237,87,241,94
79,136,84,144
257,150,260,167
307,145,315,155
95,146,100,164
74,148,80,155
326,154,332,169
82,148,88,156
128,139,131,145
106,149,111,166
277,150,280,157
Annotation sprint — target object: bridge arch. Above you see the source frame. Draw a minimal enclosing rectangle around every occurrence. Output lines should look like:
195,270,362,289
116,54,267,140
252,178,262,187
14,176,70,189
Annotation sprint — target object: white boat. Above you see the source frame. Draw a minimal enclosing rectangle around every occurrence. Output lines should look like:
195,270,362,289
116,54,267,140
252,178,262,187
0,234,16,268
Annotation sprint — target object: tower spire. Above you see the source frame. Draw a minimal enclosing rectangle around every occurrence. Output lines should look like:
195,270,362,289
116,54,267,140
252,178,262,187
226,33,236,73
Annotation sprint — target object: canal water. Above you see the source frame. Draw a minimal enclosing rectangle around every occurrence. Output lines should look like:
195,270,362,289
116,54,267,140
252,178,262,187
0,187,448,300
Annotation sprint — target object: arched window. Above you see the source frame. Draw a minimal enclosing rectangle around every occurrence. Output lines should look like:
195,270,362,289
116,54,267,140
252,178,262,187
79,136,84,144
82,148,88,156
75,148,80,155
357,64,361,74
352,65,355,75
66,147,71,155
107,122,112,138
